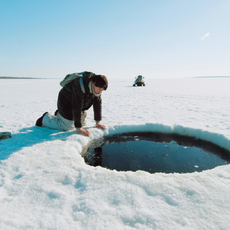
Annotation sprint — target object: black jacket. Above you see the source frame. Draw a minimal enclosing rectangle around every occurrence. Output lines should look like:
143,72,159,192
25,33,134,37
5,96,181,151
57,72,102,128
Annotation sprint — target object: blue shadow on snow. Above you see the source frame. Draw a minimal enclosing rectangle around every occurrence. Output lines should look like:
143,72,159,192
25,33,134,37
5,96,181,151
0,126,76,162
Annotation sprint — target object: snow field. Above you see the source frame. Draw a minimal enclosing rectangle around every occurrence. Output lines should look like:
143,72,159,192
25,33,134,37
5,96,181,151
0,78,230,229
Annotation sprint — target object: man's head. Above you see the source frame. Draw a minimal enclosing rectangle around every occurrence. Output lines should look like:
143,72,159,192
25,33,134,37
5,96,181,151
93,75,108,91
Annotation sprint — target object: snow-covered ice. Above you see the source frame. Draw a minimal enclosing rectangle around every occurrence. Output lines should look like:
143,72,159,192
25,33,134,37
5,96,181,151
0,77,230,229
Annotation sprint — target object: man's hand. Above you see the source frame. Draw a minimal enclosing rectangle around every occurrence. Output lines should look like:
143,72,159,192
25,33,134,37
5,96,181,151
77,128,90,137
96,123,106,130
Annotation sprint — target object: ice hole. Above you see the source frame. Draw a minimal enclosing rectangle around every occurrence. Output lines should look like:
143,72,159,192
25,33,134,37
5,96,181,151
82,132,230,174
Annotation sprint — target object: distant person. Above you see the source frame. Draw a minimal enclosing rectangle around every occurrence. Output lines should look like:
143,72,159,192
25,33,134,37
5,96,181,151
35,71,108,137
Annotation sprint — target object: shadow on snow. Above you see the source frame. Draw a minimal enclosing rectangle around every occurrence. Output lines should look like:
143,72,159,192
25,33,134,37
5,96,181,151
0,126,76,162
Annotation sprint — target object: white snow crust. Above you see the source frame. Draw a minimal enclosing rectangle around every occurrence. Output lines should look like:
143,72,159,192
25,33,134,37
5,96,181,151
0,78,230,230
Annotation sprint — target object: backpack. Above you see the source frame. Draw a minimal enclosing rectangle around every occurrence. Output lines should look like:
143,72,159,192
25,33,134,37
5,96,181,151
60,72,85,93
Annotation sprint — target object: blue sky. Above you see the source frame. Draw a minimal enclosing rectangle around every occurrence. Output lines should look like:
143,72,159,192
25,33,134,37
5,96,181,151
0,0,230,79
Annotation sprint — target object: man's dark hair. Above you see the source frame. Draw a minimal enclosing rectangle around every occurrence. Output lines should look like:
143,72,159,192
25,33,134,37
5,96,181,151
93,75,108,90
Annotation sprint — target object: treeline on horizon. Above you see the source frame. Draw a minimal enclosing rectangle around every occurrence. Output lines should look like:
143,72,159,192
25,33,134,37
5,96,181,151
193,76,230,78
0,76,43,79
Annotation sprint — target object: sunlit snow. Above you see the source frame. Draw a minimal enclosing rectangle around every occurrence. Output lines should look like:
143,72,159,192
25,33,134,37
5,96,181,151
1,78,230,229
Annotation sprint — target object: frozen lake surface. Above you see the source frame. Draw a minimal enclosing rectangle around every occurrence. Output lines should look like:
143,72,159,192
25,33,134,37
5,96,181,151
1,77,230,229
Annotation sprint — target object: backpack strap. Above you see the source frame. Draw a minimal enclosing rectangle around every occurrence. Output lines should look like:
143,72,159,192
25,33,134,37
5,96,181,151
79,77,85,93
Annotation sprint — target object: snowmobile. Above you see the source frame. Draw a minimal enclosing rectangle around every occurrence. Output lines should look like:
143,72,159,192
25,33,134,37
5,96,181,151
133,75,145,86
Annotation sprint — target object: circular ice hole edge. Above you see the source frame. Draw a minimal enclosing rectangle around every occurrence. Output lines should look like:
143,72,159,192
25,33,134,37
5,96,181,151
82,132,230,174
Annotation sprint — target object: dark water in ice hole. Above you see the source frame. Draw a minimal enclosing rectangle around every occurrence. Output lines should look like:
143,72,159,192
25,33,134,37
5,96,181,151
83,132,230,174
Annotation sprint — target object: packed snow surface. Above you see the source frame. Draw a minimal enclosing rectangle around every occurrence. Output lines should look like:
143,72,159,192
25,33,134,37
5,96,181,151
0,78,230,230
